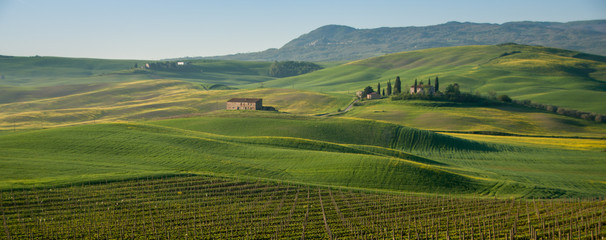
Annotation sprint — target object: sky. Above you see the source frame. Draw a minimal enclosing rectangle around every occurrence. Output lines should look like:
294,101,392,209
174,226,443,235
0,0,605,60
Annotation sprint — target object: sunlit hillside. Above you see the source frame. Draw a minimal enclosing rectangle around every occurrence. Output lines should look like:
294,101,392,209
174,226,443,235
0,80,351,130
256,44,606,114
343,99,606,137
2,114,605,198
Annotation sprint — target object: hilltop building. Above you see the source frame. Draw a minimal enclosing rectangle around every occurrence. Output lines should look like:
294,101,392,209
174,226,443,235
410,84,435,95
226,98,263,110
366,92,381,99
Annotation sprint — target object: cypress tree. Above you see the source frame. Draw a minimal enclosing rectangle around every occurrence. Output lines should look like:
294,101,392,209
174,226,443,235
394,76,401,94
435,76,439,92
377,82,381,95
382,89,385,96
387,81,392,95
414,79,418,94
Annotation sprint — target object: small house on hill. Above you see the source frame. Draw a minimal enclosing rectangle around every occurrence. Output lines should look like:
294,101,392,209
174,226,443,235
367,92,381,100
226,98,263,110
410,84,435,95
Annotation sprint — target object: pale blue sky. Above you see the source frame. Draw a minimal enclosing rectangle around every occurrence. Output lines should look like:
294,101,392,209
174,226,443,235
0,0,604,60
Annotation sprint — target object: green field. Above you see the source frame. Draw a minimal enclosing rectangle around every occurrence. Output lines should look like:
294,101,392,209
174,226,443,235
1,114,604,198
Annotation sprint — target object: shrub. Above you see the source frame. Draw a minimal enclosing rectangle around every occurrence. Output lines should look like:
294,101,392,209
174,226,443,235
581,113,596,121
497,95,512,102
545,105,558,112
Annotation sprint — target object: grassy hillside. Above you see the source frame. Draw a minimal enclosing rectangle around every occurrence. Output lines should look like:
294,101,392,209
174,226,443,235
1,114,604,198
0,121,491,195
256,44,606,114
149,113,494,152
0,55,274,87
142,59,274,86
4,44,606,115
343,99,606,137
150,115,606,198
0,80,352,130
0,55,145,86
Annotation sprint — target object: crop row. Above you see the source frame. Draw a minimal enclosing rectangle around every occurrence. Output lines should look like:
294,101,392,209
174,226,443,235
1,175,604,239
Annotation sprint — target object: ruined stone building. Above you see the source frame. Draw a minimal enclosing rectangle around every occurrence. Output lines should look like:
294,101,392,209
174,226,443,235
226,98,263,110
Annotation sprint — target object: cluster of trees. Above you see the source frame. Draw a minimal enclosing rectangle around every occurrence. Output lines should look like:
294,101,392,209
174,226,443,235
392,82,490,103
267,61,323,78
362,86,375,97
360,76,444,100
360,76,403,99
146,61,180,70
145,61,199,72
387,76,441,96
362,76,442,98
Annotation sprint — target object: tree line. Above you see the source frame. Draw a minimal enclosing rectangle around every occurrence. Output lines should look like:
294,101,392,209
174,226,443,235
145,61,201,72
512,99,606,123
267,61,323,78
360,76,440,98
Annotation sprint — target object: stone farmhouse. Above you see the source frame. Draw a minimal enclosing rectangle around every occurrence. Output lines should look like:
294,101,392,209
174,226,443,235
226,98,263,110
367,92,381,99
410,84,435,95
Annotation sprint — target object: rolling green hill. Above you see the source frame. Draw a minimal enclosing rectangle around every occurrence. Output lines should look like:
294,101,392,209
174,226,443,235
148,115,606,197
0,80,352,130
1,114,604,198
343,99,606,137
0,121,490,195
0,55,145,86
256,44,606,114
0,55,274,87
4,44,606,115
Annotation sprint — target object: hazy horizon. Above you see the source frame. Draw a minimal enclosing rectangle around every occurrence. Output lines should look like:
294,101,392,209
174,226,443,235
1,0,605,60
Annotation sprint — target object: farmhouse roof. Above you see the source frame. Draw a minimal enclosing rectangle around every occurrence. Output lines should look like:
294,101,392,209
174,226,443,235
227,98,262,103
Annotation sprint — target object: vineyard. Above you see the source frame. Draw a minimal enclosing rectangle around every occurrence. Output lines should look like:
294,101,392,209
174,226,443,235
1,174,604,239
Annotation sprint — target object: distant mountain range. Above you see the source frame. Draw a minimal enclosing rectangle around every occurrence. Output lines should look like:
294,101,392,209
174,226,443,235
203,20,606,62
